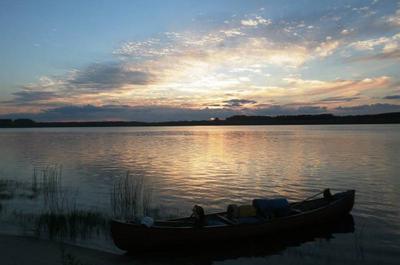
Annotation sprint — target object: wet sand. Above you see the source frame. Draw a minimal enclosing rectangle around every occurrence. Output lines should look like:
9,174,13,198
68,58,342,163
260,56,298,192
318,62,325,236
0,235,135,265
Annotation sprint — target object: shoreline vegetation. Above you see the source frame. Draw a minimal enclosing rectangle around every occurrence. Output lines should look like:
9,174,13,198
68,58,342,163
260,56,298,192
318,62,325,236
1,167,368,264
0,167,153,246
1,112,400,128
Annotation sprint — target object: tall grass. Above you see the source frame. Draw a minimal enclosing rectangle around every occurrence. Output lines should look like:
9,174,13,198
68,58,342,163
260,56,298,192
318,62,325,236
0,179,15,200
36,209,108,240
354,222,366,261
3,167,155,241
111,171,152,220
7,166,109,240
40,166,67,213
31,167,39,196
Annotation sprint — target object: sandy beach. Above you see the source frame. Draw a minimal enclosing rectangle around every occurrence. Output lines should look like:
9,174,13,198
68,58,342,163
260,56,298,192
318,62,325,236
0,235,135,265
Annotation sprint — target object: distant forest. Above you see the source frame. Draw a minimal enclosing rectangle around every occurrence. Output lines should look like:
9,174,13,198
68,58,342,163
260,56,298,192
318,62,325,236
1,112,400,128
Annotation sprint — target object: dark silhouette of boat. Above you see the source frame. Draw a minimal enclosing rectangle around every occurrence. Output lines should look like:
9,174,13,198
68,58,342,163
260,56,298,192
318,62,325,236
111,189,355,252
127,214,355,265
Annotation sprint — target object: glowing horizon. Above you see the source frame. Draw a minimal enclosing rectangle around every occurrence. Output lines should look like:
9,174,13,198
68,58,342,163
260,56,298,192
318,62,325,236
1,0,400,121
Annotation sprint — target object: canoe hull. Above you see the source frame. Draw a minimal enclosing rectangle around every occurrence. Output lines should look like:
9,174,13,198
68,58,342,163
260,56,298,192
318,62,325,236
111,190,355,251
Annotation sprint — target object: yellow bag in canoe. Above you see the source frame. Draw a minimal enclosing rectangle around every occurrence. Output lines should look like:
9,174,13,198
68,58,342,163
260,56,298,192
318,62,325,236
238,205,257,217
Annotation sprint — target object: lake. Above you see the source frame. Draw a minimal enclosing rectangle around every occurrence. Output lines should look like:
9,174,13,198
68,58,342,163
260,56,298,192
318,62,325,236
0,125,399,264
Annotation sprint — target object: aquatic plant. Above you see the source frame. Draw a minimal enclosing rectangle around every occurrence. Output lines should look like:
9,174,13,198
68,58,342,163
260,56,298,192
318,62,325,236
30,167,110,240
354,222,366,261
40,165,67,213
0,179,15,200
3,167,155,242
31,167,39,197
12,210,38,235
4,166,110,241
35,209,109,240
110,171,152,220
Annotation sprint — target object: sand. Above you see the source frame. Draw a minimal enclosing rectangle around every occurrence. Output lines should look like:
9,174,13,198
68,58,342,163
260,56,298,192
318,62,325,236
0,235,135,265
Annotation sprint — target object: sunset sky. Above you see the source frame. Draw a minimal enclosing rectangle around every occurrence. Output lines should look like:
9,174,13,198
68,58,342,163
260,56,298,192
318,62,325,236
1,0,400,121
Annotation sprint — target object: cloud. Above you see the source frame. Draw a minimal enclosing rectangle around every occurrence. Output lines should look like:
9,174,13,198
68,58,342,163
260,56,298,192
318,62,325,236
2,62,155,107
350,38,389,51
334,103,400,115
2,102,400,122
0,105,238,122
4,70,393,119
340,28,354,35
3,5,400,120
386,9,400,26
249,105,328,116
320,96,360,102
349,49,400,62
349,35,398,51
10,90,57,103
347,33,400,61
220,28,244,37
277,76,391,101
384,94,400,99
223,99,257,107
241,16,271,27
68,62,154,90
315,40,340,57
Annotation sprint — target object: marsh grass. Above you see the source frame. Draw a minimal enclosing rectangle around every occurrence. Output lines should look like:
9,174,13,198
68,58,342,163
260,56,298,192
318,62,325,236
354,222,366,261
36,209,108,240
30,167,39,198
4,166,63,200
111,171,152,220
0,179,16,200
31,167,109,240
40,166,67,212
3,167,155,242
2,166,110,241
12,210,37,235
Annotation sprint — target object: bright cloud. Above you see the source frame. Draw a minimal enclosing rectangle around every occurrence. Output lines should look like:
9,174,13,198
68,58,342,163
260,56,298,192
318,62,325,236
2,1,400,120
347,32,400,61
386,9,400,26
315,40,340,57
241,16,271,27
248,76,392,108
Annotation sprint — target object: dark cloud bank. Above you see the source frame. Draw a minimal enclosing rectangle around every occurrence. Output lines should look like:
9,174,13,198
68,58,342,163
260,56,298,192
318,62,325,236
2,103,400,122
69,63,153,90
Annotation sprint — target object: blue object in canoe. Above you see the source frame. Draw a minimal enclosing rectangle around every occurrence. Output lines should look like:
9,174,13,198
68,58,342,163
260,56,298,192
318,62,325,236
253,198,290,217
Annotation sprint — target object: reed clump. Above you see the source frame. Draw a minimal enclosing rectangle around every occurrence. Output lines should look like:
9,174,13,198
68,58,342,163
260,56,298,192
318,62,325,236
4,167,156,241
26,166,108,240
36,209,108,240
0,179,16,200
111,172,152,220
40,166,67,212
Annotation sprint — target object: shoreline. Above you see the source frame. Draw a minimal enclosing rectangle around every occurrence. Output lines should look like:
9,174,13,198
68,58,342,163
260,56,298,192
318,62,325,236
1,122,400,130
0,234,133,265
1,112,400,128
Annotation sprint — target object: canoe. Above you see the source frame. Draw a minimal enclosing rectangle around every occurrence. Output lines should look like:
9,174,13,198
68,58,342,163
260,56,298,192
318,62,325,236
111,189,355,252
121,214,355,260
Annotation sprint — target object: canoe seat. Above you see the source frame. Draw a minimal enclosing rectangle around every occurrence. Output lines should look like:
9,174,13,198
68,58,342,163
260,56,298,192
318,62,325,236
236,216,262,224
216,214,237,225
290,208,302,214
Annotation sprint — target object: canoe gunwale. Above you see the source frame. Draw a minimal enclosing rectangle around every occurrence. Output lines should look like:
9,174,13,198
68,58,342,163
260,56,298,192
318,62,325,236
110,189,355,251
112,189,355,230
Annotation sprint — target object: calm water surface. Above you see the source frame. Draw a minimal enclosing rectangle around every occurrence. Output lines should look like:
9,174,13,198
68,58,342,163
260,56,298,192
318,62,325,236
0,125,399,264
